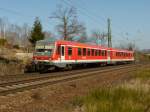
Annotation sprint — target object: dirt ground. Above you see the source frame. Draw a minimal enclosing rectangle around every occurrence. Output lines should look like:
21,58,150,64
0,65,149,112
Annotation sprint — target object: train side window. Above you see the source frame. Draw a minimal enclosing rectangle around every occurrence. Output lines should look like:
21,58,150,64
102,50,104,56
96,50,99,56
57,46,61,55
92,49,94,56
95,50,97,56
99,50,101,56
78,48,82,56
105,50,106,56
88,49,91,56
83,48,86,56
103,50,105,56
119,52,121,57
68,47,72,56
102,50,106,56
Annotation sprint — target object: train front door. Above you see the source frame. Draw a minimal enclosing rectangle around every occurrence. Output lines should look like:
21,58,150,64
60,45,65,61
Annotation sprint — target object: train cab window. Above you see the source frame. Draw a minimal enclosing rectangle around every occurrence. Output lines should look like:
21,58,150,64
83,48,86,56
78,48,82,56
57,46,61,55
92,49,94,56
68,47,72,56
88,49,91,56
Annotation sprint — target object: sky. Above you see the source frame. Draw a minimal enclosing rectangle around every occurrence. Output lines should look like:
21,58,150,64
0,0,149,49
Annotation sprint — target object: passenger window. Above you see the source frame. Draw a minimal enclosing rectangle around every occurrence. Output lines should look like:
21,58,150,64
68,47,72,56
99,50,101,56
88,49,91,56
95,50,99,56
92,49,94,56
95,50,97,56
104,50,106,56
78,48,82,56
83,48,86,56
102,50,105,56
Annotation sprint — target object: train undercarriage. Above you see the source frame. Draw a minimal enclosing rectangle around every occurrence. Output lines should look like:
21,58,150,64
24,60,133,73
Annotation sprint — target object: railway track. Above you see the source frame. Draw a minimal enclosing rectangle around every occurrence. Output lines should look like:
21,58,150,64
0,63,145,96
0,64,133,82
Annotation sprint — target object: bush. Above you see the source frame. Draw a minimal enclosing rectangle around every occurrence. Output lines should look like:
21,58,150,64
0,38,7,46
13,44,20,49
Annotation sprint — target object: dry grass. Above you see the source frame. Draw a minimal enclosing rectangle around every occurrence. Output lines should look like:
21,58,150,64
0,62,24,76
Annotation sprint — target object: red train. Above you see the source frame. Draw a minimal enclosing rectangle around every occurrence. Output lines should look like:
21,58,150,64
26,40,134,72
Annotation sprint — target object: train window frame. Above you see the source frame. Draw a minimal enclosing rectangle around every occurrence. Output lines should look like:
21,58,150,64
83,48,86,56
78,48,82,56
68,47,72,56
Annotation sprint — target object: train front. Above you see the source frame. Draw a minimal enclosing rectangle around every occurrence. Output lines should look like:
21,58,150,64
25,40,55,72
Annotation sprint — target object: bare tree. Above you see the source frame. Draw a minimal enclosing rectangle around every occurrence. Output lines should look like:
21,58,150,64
0,17,7,39
92,30,107,45
0,17,31,47
117,42,135,50
50,6,86,40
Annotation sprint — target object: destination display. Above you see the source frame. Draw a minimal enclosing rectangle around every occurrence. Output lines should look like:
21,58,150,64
35,44,54,49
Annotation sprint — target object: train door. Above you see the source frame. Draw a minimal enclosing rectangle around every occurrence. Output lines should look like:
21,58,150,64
61,45,65,61
107,51,111,63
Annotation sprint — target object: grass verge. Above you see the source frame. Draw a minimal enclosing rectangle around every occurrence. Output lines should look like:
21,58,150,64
72,66,150,112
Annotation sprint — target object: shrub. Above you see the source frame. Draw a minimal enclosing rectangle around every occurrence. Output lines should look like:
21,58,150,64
13,44,20,49
0,38,7,46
